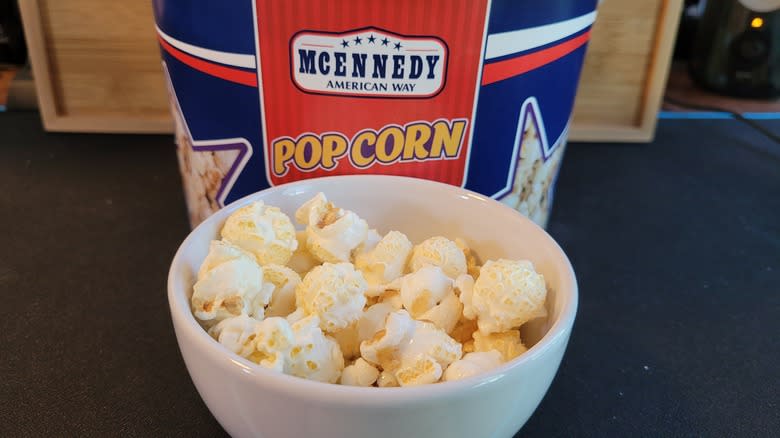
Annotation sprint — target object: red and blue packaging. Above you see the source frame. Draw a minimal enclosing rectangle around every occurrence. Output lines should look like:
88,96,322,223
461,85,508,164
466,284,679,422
153,0,598,227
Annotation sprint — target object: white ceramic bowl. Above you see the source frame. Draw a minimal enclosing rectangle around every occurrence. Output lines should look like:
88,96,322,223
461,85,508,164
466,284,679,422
168,175,577,438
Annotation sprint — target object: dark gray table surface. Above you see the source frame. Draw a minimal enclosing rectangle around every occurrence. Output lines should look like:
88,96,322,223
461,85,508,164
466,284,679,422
1,111,778,437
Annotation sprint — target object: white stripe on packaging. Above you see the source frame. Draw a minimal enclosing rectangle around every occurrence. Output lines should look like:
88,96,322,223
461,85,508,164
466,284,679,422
485,11,597,60
156,25,257,69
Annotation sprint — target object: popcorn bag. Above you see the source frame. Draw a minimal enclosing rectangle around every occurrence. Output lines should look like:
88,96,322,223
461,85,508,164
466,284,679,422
153,0,599,228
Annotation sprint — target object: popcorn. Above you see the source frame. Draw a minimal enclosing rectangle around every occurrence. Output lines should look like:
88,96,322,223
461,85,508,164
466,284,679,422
355,228,383,255
192,240,270,324
456,274,477,320
395,266,454,318
450,316,479,345
192,193,548,386
295,193,369,263
287,231,319,276
472,329,527,362
208,315,295,372
377,370,399,387
207,314,259,358
418,291,462,334
408,236,467,279
355,230,413,286
263,264,301,318
357,302,395,343
331,322,361,360
360,310,416,368
285,307,307,325
196,239,250,279
341,358,380,387
364,295,380,307
360,310,462,387
295,263,368,333
221,201,298,266
443,351,503,382
379,290,403,310
460,259,547,334
395,355,442,386
400,320,462,370
250,317,297,371
289,315,345,383
393,320,462,387
454,238,481,279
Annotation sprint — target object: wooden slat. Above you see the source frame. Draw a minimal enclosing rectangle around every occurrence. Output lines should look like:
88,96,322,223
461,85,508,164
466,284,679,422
18,0,59,129
18,0,173,133
570,0,682,142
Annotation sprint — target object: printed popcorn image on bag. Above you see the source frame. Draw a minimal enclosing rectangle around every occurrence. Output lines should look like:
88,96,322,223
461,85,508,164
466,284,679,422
153,0,598,228
500,113,566,227
166,68,252,226
174,114,238,227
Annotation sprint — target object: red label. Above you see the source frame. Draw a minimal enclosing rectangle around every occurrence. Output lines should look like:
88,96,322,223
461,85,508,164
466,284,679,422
254,0,489,186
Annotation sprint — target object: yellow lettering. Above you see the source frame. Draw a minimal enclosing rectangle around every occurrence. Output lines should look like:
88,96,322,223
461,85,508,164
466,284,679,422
321,134,348,169
273,138,295,175
430,120,466,158
351,131,376,167
274,119,465,174
376,127,405,163
295,135,322,170
403,123,431,160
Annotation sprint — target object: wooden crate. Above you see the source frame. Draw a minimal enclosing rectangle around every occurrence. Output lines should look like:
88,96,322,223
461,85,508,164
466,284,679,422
569,0,683,142
19,0,681,140
18,0,172,133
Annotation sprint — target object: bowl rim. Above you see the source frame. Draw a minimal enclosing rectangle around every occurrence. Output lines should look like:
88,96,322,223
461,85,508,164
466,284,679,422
168,174,577,404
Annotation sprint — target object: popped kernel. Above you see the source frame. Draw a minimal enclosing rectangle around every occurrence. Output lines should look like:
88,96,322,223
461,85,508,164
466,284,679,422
472,329,528,362
408,236,467,279
263,264,301,318
287,231,319,276
418,291,462,334
443,351,503,382
360,310,462,387
355,229,383,257
461,259,547,334
295,193,368,263
455,238,482,279
357,303,395,343
221,201,297,265
251,317,297,371
450,316,479,345
355,230,413,286
393,320,462,387
395,266,453,318
360,310,416,368
209,315,295,372
377,370,399,387
288,315,344,383
192,240,269,325
208,314,259,358
341,358,380,387
379,290,403,310
395,355,442,386
331,322,361,361
295,262,367,333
